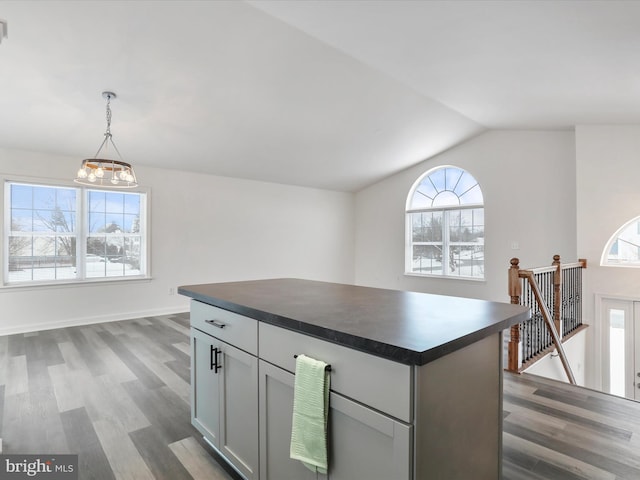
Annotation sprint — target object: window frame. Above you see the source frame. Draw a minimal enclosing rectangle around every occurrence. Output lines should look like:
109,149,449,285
405,165,485,280
2,175,151,288
602,216,640,267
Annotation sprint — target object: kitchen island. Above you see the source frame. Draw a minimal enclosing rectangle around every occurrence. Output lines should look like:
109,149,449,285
179,278,529,480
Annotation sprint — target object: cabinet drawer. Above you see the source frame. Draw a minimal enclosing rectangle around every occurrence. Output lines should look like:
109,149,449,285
191,300,258,355
259,322,413,423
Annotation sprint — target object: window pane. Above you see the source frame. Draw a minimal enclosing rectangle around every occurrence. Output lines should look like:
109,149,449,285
11,184,33,209
410,166,482,211
449,245,484,278
412,245,443,275
11,209,32,231
87,236,106,257
55,211,76,233
105,215,124,232
56,188,76,210
449,208,485,243
86,235,107,278
609,309,625,397
16,235,78,281
432,190,459,207
124,214,140,233
89,212,107,233
123,238,142,276
412,212,442,242
124,194,140,214
55,236,77,279
5,182,146,284
33,187,57,209
459,184,483,204
8,235,33,282
85,189,144,279
445,167,463,191
411,191,433,210
606,218,640,265
33,210,57,232
89,190,106,211
453,172,479,199
429,168,446,192
106,192,124,214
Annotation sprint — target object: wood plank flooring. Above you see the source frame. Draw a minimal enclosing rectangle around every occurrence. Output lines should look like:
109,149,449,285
2,314,640,479
0,314,237,480
503,371,640,480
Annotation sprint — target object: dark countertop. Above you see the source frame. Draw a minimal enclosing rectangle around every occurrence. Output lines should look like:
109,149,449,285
178,278,529,366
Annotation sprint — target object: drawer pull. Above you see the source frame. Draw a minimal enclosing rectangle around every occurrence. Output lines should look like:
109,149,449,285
205,319,227,329
294,354,332,372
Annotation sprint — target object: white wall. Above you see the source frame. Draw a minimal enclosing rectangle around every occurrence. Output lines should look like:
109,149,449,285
523,329,587,385
576,125,640,389
355,130,577,302
0,147,355,334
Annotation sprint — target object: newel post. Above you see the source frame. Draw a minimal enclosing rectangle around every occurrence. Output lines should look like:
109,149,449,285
552,254,562,338
507,258,522,372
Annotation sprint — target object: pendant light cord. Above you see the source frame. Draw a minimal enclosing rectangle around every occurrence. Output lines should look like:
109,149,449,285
92,93,125,161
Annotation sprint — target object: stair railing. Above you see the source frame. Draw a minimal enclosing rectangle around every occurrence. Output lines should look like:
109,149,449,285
507,255,587,384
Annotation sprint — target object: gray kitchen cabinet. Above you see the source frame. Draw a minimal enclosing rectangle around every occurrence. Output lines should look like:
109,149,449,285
259,360,318,480
327,393,412,480
191,326,259,480
258,359,412,480
191,327,220,445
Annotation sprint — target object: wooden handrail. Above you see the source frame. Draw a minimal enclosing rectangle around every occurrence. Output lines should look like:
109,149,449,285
520,270,576,384
507,255,587,378
525,259,587,275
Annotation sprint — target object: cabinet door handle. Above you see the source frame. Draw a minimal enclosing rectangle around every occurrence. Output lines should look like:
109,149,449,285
214,347,222,373
210,345,217,370
205,319,226,329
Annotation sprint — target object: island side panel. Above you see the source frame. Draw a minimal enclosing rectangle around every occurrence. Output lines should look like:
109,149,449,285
414,332,503,480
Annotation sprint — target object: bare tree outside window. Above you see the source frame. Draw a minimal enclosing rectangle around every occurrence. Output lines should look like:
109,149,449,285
4,181,146,285
406,166,484,279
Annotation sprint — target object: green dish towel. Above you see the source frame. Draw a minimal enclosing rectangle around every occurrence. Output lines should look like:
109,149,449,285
290,354,331,474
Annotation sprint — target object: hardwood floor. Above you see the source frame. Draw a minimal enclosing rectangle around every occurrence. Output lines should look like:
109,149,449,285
503,371,640,480
0,314,237,480
1,315,640,479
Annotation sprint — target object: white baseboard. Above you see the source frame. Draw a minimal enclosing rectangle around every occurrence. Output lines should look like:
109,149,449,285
0,307,189,336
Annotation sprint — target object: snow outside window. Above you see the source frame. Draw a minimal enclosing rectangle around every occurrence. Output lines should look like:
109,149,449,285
4,180,148,285
406,166,484,279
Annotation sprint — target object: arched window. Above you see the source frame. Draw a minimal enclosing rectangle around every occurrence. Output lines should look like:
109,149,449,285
602,216,640,266
405,165,484,279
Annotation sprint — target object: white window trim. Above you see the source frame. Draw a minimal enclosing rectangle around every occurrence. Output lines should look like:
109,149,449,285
404,166,485,281
601,215,640,267
1,174,151,288
404,206,485,281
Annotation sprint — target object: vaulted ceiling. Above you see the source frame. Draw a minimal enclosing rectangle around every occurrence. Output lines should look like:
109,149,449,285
1,1,639,191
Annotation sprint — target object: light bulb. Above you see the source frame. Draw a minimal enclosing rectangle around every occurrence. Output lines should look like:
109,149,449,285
88,173,97,182
119,170,127,180
95,167,105,178
77,168,88,179
111,177,119,185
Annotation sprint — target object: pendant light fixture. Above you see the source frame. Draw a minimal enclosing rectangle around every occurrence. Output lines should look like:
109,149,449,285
75,91,138,188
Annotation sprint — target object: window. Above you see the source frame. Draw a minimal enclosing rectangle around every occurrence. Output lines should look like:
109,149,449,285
4,180,148,285
406,165,484,279
602,216,640,266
